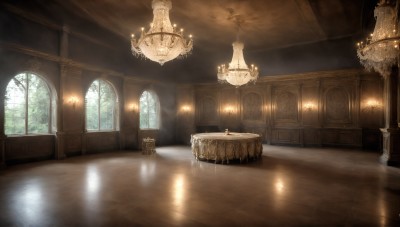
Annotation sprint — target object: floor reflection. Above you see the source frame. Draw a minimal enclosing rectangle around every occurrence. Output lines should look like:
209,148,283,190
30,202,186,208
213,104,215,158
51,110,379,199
1,146,399,226
86,165,101,201
12,179,44,225
275,178,285,194
140,161,156,184
171,174,186,221
272,174,288,210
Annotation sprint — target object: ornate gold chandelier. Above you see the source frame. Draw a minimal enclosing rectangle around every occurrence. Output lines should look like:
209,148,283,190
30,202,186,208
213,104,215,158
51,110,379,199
131,0,193,65
217,17,259,87
357,0,400,77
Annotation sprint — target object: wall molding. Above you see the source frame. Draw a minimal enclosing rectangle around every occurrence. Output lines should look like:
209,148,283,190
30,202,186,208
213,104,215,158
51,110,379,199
0,41,170,85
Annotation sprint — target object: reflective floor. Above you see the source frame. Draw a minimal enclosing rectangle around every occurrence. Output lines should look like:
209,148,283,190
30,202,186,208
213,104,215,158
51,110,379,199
0,145,399,226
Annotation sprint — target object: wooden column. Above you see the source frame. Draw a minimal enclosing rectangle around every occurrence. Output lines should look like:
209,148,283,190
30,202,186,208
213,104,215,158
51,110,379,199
55,25,69,160
0,93,6,168
380,66,400,166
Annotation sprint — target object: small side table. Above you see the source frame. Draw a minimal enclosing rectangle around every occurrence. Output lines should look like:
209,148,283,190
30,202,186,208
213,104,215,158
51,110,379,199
142,137,156,155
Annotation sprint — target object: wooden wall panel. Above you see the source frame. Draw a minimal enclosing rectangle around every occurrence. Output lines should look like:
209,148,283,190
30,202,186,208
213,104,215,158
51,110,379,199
271,129,301,145
321,129,362,147
242,92,263,121
85,132,119,153
196,94,218,126
193,70,382,149
301,83,319,127
303,128,320,145
272,85,300,127
325,87,351,124
64,133,82,155
5,135,55,163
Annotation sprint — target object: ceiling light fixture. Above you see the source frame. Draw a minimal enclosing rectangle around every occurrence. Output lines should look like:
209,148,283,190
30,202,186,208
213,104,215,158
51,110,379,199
217,16,259,87
130,0,193,65
357,0,400,77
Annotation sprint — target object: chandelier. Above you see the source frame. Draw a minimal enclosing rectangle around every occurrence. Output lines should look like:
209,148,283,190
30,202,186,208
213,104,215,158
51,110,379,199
217,17,259,87
131,0,193,65
357,0,400,77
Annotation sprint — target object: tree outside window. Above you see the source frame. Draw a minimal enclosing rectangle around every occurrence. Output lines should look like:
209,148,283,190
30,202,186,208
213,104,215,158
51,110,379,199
4,73,51,135
140,90,160,129
85,79,117,131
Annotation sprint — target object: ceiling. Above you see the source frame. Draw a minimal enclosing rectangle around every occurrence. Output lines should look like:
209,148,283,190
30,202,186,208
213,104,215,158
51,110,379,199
5,0,376,84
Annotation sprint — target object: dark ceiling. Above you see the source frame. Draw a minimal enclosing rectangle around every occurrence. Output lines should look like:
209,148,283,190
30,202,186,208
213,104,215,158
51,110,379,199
3,0,377,84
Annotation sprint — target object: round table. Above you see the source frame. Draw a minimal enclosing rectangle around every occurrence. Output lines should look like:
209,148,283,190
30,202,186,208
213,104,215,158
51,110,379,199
191,132,263,163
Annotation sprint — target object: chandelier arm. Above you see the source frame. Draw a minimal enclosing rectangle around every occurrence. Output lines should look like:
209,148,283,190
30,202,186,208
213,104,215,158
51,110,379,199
228,68,253,72
368,36,400,46
358,36,400,54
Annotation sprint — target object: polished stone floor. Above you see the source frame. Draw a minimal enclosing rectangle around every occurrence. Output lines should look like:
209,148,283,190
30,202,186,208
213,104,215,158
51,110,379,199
0,145,399,226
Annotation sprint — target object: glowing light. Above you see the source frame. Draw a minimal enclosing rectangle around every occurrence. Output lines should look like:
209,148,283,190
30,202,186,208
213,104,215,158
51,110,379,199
129,103,138,112
181,105,191,113
130,0,193,65
357,2,400,77
68,96,79,109
224,105,235,115
217,17,259,87
303,102,315,111
275,179,285,193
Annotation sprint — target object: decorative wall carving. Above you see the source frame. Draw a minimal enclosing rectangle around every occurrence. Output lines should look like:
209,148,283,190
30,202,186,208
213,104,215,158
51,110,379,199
273,89,298,122
325,87,351,123
242,92,262,121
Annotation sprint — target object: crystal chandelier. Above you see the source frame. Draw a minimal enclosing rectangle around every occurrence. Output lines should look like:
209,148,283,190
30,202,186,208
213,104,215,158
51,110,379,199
217,17,259,87
131,0,193,65
357,0,400,77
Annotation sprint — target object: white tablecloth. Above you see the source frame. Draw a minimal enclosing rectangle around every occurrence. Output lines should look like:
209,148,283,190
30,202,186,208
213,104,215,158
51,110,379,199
191,132,263,163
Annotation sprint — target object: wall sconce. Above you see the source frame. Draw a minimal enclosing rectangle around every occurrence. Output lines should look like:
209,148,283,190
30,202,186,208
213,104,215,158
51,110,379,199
181,105,191,114
224,105,235,115
303,102,315,112
129,103,138,112
364,99,380,112
68,96,79,109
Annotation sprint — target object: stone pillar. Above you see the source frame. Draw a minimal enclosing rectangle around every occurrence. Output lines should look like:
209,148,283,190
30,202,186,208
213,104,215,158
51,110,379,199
380,66,400,166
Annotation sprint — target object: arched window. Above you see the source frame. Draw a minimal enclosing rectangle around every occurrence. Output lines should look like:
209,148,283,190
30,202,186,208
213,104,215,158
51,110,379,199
139,90,160,129
4,73,52,135
85,79,118,131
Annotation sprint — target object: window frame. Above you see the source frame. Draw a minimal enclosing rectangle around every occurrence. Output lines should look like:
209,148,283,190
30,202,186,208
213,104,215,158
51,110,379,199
85,79,119,132
139,90,160,130
4,72,53,136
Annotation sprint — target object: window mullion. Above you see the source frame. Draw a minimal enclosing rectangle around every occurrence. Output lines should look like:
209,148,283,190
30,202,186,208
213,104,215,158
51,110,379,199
25,74,29,134
98,82,101,131
147,92,150,128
